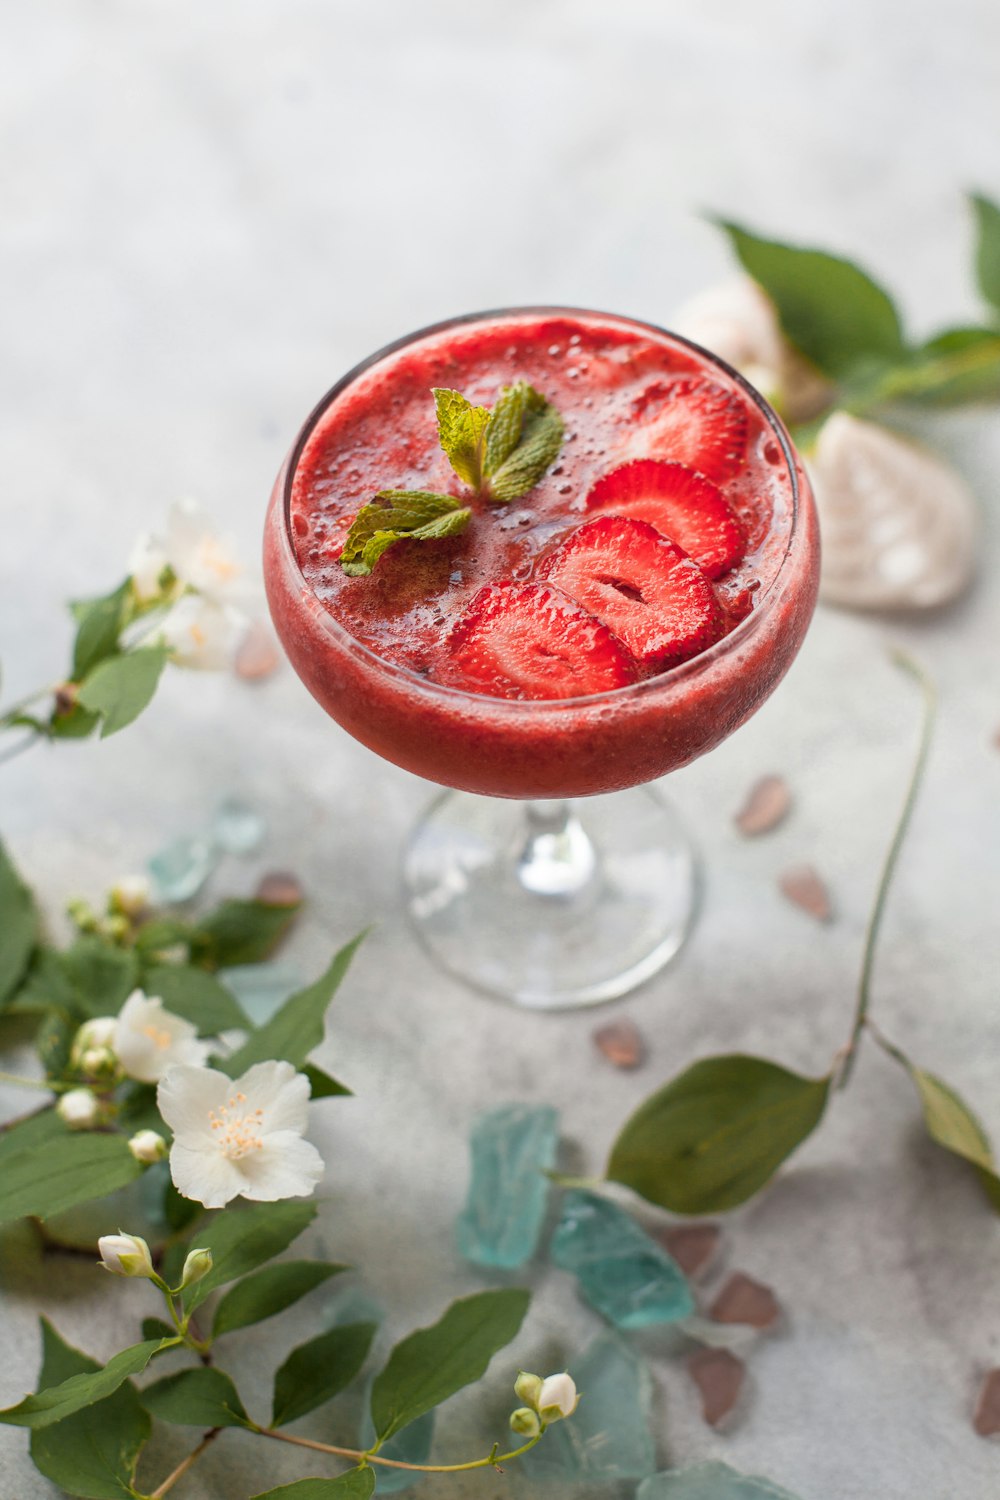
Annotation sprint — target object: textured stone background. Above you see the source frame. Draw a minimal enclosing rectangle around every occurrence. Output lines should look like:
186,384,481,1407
2,2,999,1496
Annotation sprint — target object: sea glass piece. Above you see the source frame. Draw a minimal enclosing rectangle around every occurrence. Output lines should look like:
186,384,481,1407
550,1189,694,1327
359,1373,435,1492
687,1347,746,1428
709,1272,781,1330
219,961,304,1025
660,1223,721,1278
522,1332,656,1481
212,797,266,855
455,1104,558,1268
638,1460,803,1499
148,834,219,904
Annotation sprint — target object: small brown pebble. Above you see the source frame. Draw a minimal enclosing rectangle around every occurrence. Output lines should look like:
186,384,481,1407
592,1019,645,1070
778,865,833,922
255,870,304,907
661,1222,722,1278
734,775,791,836
688,1347,746,1428
973,1368,1000,1437
235,620,281,680
710,1271,782,1329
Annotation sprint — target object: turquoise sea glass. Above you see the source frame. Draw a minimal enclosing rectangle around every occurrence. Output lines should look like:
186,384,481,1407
456,1104,558,1268
638,1461,803,1499
550,1189,694,1327
522,1332,657,1481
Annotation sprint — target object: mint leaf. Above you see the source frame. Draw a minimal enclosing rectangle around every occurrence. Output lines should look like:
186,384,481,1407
271,1321,376,1427
0,837,38,1009
29,1320,151,1500
607,1054,831,1214
716,218,906,380
77,646,169,737
971,192,1000,315
484,383,564,502
433,388,491,488
70,580,131,681
339,491,471,577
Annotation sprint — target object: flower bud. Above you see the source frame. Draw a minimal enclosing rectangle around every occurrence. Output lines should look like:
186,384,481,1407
178,1247,213,1291
538,1372,579,1421
71,1016,117,1062
128,1129,168,1164
514,1370,544,1408
80,1045,120,1081
98,1232,155,1278
57,1088,101,1131
109,876,151,919
509,1406,542,1438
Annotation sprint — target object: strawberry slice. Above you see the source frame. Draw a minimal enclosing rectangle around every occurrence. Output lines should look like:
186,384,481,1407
630,377,748,483
441,582,637,700
538,515,722,669
585,460,746,579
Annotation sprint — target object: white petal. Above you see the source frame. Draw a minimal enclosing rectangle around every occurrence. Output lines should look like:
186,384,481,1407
157,1064,231,1138
128,533,170,602
236,1060,310,1134
165,499,244,603
169,1140,245,1209
116,994,208,1083
158,596,244,670
236,1133,324,1201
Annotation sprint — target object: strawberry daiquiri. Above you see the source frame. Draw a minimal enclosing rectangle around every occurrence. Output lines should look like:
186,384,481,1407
264,308,819,1007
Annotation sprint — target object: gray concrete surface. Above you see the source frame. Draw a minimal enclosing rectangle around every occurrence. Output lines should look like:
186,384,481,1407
2,3,999,1496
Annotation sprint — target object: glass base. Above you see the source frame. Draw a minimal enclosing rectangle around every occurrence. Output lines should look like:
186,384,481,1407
403,788,698,1010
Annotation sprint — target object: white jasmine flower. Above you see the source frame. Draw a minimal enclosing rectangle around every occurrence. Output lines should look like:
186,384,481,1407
164,498,244,605
98,1232,155,1278
157,593,245,670
672,277,830,421
157,1060,324,1209
57,1088,101,1130
115,990,210,1084
538,1372,579,1420
110,875,151,918
808,412,978,610
128,1128,168,1164
128,532,173,603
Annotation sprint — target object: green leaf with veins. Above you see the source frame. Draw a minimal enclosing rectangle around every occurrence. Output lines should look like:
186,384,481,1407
29,1320,151,1500
184,1199,318,1311
188,898,301,970
0,837,38,1009
251,1472,375,1500
77,645,170,737
1,1337,175,1428
141,962,250,1034
70,579,131,681
902,326,1000,405
715,218,906,379
339,491,471,577
271,1321,376,1428
370,1288,530,1444
607,1054,831,1214
213,1260,346,1337
971,192,1000,315
433,388,492,488
0,1127,144,1225
908,1064,1000,1211
140,1367,254,1429
484,383,564,502
59,936,139,1017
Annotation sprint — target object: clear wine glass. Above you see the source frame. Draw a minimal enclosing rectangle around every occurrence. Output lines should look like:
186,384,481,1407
263,308,819,1010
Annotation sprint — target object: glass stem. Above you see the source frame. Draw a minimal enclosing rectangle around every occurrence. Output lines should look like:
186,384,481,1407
515,800,598,899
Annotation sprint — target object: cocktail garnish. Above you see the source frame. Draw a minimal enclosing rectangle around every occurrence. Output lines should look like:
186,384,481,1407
338,490,472,577
433,381,565,501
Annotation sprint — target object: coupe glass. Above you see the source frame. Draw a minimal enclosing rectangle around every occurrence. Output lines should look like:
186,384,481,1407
263,309,820,1010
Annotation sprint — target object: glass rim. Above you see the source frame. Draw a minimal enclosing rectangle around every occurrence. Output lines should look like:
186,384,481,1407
278,304,806,713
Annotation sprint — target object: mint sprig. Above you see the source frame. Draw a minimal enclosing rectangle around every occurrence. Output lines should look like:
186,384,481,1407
433,380,564,502
339,491,471,578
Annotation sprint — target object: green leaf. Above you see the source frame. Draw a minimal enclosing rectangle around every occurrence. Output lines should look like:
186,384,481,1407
971,192,1000,314
607,1054,831,1214
36,1007,77,1077
134,915,194,958
71,580,131,681
251,1472,375,1500
433,387,492,488
189,899,301,970
49,702,103,739
904,326,1000,406
0,1107,65,1165
0,837,39,1008
29,1320,151,1500
272,1321,375,1428
140,1367,253,1429
370,1288,530,1445
213,1260,346,1337
484,383,564,502
909,1065,1000,1212
303,1062,351,1099
77,646,169,737
60,935,139,1017
140,1318,176,1342
5,947,80,1016
339,491,471,577
141,963,250,1034
0,1127,144,1224
222,931,366,1076
716,218,906,379
1,1337,174,1428
184,1198,318,1311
